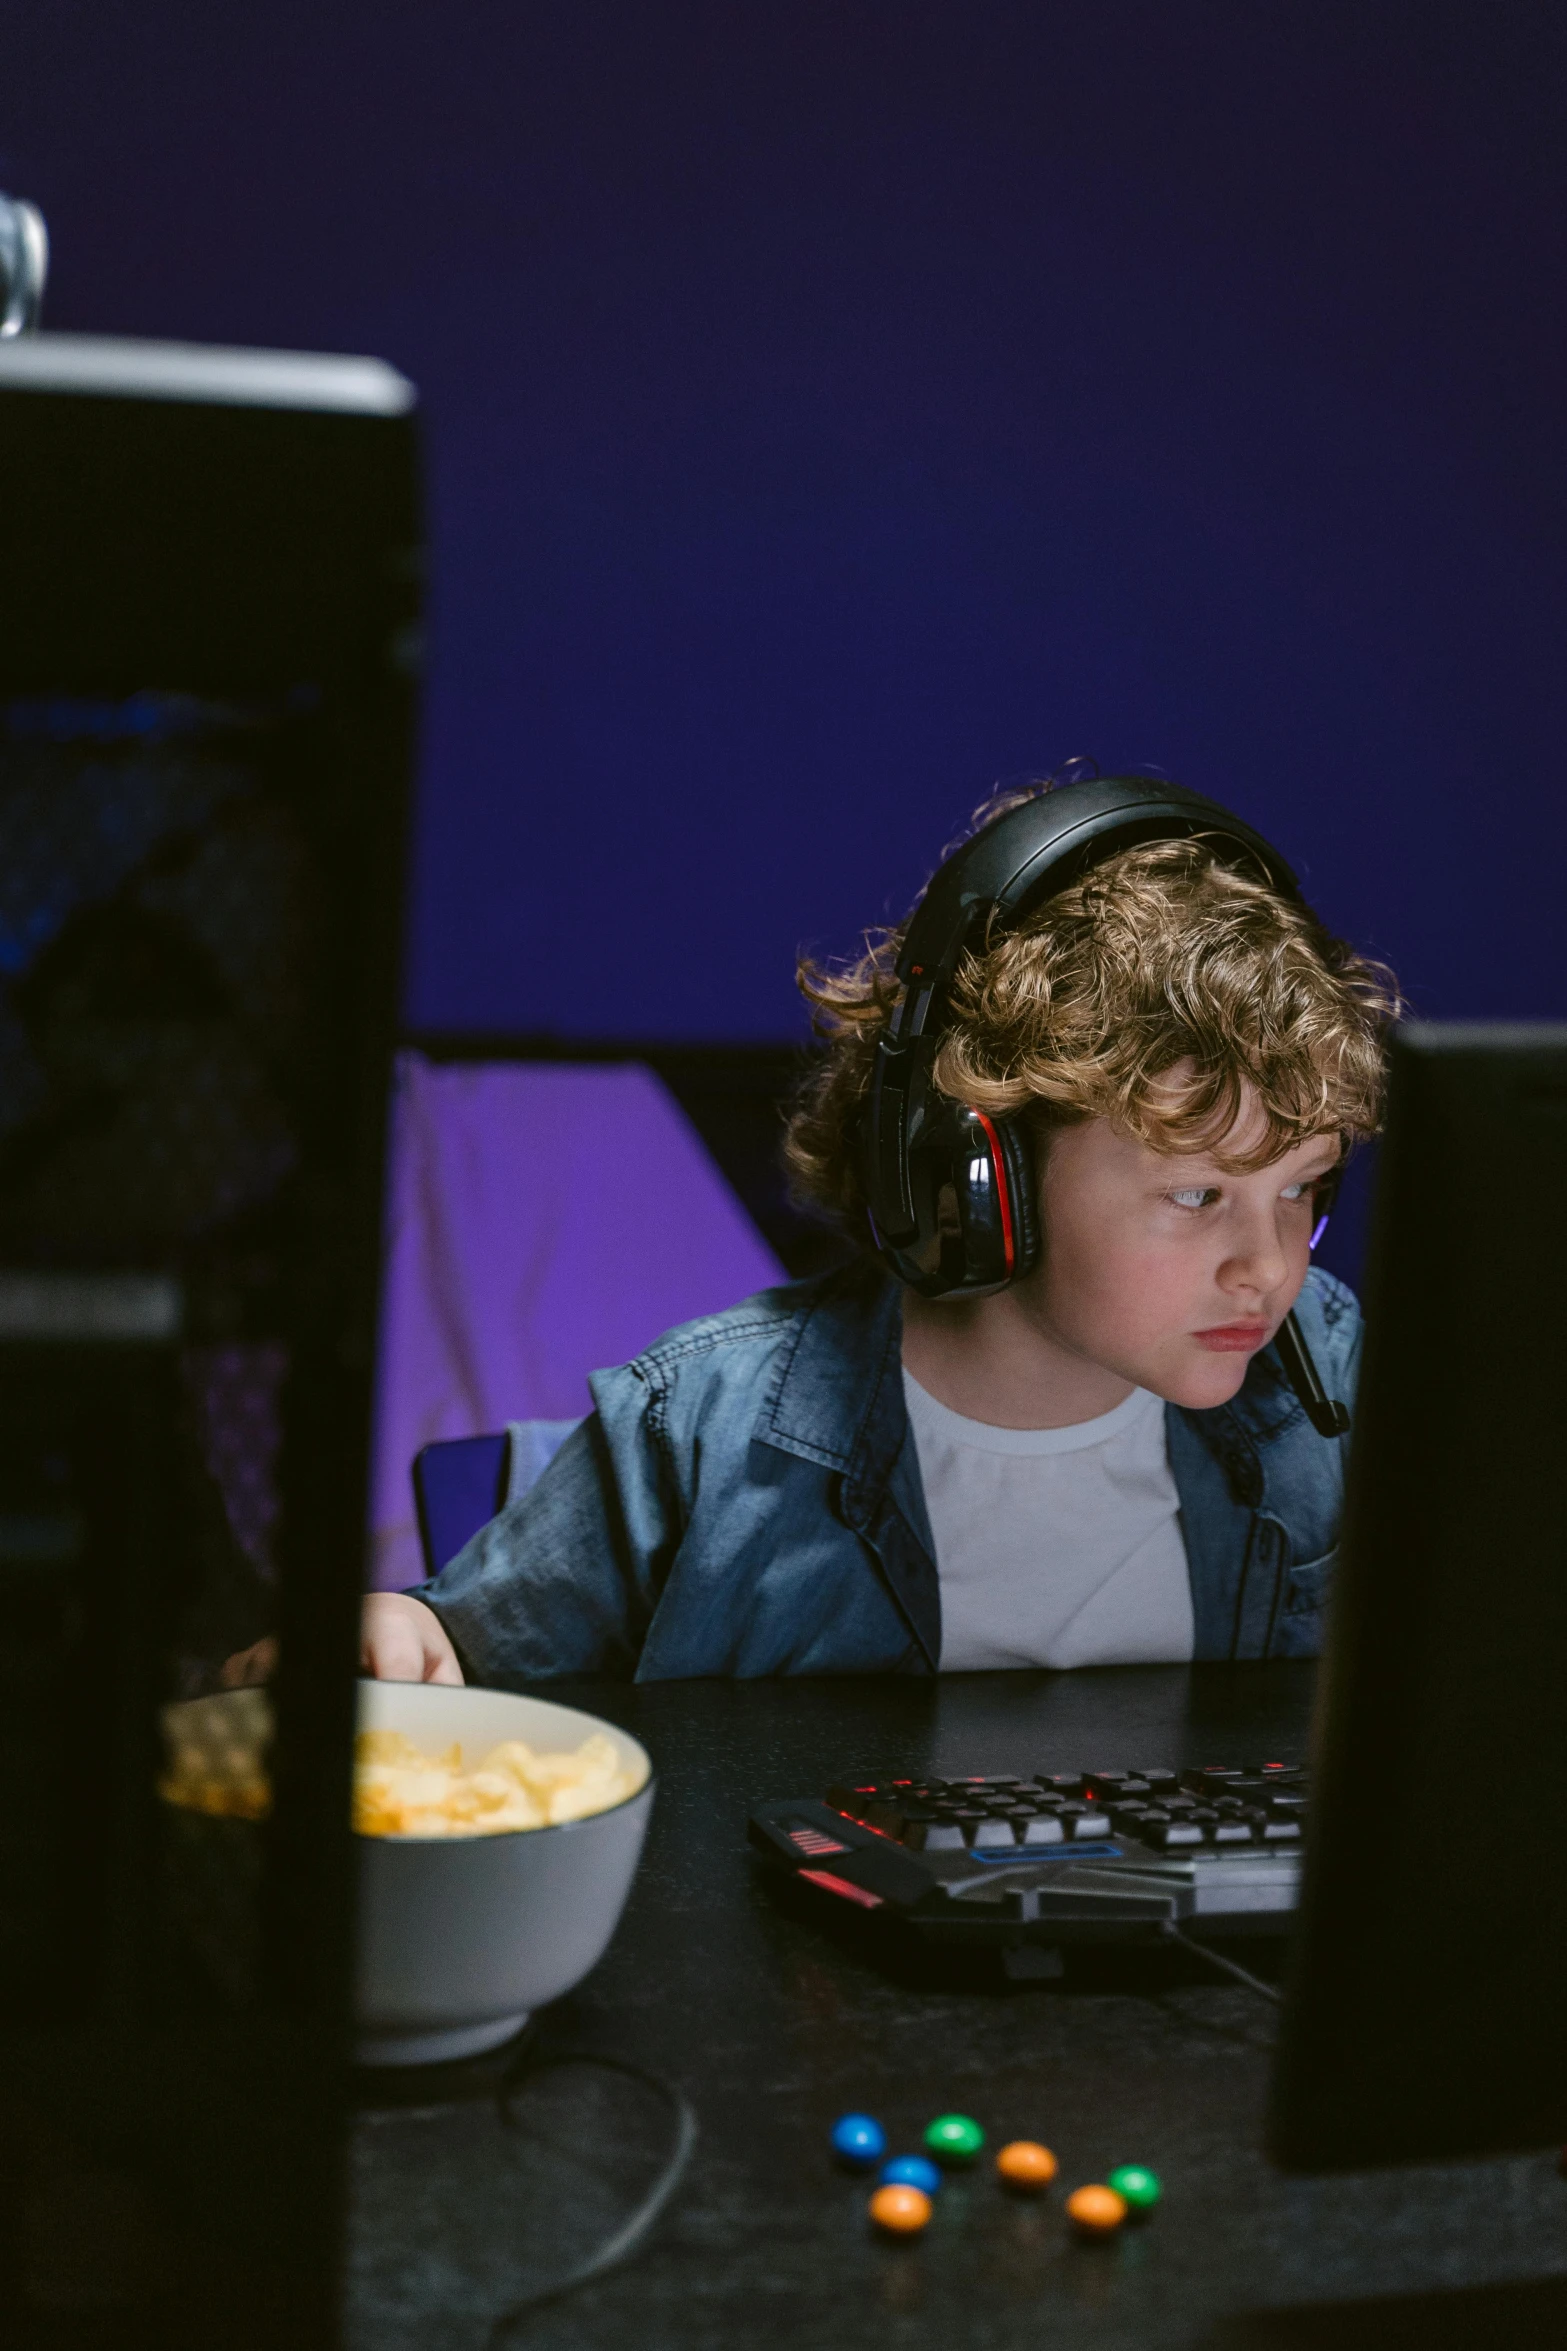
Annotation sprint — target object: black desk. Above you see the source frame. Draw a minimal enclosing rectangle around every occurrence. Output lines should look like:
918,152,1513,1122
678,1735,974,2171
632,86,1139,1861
348,1664,1567,2350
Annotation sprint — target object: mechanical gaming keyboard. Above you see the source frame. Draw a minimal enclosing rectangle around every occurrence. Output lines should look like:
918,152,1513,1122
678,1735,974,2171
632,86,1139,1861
749,1764,1307,1956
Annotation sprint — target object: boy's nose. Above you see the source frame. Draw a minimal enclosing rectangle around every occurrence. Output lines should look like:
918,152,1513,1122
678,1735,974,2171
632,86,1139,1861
1221,1219,1290,1297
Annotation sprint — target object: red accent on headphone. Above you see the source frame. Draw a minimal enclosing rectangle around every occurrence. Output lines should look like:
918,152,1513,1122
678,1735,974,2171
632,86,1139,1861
969,1111,1014,1276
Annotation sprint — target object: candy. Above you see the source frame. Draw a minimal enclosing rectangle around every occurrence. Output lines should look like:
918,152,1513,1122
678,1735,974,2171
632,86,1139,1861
923,2112,985,2164
830,2113,887,2167
869,2183,932,2235
1066,2183,1128,2237
995,2139,1058,2190
1105,2163,1162,2213
880,2154,942,2196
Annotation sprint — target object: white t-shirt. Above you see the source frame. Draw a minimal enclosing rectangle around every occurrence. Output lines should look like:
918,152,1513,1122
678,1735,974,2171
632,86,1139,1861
902,1369,1194,1672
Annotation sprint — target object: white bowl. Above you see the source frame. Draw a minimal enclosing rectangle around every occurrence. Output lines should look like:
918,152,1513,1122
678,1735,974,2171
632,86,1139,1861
353,1679,654,2067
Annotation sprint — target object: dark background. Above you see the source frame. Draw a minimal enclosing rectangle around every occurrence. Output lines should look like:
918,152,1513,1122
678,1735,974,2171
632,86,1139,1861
6,2,1565,1272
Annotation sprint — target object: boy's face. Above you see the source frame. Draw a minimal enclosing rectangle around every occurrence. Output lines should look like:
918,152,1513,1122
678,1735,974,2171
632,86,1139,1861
1022,1087,1342,1411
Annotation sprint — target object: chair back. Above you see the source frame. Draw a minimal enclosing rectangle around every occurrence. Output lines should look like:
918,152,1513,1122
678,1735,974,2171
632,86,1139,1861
411,1418,581,1580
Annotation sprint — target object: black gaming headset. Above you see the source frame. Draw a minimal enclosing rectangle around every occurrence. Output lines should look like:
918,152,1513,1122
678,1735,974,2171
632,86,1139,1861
860,774,1351,1436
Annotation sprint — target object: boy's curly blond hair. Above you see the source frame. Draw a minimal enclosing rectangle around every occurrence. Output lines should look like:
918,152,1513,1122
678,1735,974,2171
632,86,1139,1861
785,810,1401,1243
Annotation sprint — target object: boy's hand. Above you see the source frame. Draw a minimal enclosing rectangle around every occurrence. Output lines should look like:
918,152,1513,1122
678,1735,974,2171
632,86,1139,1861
360,1591,465,1685
220,1635,279,1687
218,1595,464,1689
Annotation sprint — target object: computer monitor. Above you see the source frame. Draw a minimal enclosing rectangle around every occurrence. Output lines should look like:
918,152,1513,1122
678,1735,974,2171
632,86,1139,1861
0,335,418,2344
1270,1021,1567,2169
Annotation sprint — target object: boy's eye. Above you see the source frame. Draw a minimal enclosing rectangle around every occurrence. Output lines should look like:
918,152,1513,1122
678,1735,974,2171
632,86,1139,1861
1281,1176,1330,1202
1169,1186,1219,1210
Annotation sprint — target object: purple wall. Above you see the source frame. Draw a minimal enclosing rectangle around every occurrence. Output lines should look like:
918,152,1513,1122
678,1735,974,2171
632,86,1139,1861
370,1057,783,1586
8,4,1566,1045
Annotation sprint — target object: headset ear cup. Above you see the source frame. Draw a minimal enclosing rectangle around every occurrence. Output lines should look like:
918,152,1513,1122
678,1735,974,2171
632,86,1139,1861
994,1114,1040,1280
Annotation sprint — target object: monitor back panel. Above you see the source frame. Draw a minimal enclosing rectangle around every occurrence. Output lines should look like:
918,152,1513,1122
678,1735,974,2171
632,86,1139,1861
1270,1023,1567,2169
0,354,418,2344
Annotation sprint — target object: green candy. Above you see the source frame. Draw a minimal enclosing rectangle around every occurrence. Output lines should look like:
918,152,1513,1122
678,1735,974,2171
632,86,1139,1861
1106,2163,1162,2211
923,2112,985,2164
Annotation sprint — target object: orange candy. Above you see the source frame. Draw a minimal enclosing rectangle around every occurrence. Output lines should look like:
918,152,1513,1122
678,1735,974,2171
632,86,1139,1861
868,2182,933,2235
1066,2183,1128,2236
995,2140,1059,2190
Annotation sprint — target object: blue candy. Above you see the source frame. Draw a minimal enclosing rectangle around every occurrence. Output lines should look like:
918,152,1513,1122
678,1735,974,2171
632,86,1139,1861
829,2112,886,2167
880,2153,942,2196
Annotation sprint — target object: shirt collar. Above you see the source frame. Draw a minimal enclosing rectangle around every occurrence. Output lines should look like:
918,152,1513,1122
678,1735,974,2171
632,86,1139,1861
756,1259,905,1474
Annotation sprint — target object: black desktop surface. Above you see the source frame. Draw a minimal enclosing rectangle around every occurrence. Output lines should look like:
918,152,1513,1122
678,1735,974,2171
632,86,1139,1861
347,1666,1567,2351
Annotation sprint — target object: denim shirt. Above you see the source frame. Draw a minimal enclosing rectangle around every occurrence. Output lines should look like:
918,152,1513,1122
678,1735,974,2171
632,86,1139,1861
419,1261,1360,1684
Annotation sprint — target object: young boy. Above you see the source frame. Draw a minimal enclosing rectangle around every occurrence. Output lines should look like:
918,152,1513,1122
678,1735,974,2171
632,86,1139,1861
361,778,1398,1687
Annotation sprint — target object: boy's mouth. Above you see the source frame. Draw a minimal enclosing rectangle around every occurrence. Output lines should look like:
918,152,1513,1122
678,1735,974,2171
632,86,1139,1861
1192,1321,1271,1353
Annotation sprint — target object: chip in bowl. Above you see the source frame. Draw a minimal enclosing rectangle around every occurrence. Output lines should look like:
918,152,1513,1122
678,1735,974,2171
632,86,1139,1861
352,1726,639,1837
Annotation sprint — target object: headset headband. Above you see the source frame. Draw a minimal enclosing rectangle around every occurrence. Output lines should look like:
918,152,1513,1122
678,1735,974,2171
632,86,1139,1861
864,777,1299,1246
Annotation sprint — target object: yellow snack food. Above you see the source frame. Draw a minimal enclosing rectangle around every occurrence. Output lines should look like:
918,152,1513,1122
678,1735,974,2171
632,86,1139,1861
352,1726,639,1838
159,1686,273,1821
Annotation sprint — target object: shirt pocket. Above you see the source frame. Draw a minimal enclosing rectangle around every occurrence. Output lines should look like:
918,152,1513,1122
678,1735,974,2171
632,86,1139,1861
1271,1548,1337,1658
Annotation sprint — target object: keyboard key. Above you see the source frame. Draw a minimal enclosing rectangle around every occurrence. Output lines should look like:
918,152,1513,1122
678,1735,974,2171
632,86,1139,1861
904,1820,967,1852
1143,1820,1205,1848
1213,1771,1307,1803
1021,1816,1065,1846
1261,1820,1302,1842
1071,1811,1112,1839
971,1820,1017,1848
1041,1773,1087,1795
1212,1822,1254,1844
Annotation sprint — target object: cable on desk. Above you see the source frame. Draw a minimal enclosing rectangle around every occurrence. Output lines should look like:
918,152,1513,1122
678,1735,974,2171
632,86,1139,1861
1158,1919,1283,2005
483,2034,699,2343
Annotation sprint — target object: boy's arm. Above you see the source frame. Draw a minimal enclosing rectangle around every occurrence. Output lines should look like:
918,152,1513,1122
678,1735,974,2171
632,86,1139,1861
411,1382,677,1683
223,1376,679,1689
